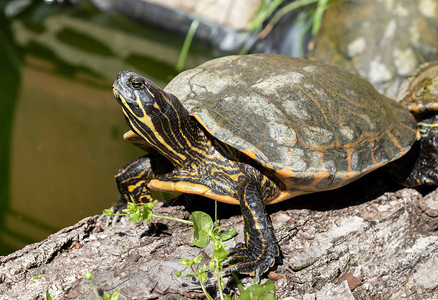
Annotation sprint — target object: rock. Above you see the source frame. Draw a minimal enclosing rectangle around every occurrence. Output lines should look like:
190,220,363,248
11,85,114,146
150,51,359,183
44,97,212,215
310,0,438,98
86,0,259,51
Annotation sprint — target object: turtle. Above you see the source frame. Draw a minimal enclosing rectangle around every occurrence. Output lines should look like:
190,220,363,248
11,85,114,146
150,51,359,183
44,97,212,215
395,61,438,186
309,0,438,99
112,53,438,278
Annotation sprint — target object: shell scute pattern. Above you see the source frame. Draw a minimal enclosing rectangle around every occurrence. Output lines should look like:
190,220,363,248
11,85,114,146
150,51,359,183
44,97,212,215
165,54,417,192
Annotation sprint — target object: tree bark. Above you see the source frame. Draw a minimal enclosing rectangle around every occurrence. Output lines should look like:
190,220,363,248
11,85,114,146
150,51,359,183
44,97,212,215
1,182,437,299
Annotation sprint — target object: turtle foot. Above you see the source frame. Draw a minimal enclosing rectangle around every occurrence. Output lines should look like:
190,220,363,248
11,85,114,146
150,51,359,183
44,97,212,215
224,242,279,280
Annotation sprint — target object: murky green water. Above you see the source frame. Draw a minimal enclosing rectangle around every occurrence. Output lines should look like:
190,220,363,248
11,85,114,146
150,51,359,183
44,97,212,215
0,1,214,255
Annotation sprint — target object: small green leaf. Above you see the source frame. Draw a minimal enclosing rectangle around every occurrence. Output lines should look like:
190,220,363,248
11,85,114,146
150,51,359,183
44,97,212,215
212,243,228,264
209,259,215,270
31,275,41,280
129,210,140,223
127,201,137,211
215,227,237,242
176,271,182,277
46,289,53,300
235,280,276,300
104,289,120,300
110,289,120,300
194,255,203,264
192,211,214,248
199,271,208,282
141,203,156,223
84,270,92,281
180,257,188,265
103,209,114,216
182,258,193,267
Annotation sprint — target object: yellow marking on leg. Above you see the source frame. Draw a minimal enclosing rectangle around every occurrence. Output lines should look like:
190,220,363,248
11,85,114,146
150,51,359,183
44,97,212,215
128,180,147,193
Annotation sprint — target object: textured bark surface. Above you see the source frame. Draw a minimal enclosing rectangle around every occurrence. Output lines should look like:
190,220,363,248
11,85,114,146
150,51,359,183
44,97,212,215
1,178,438,299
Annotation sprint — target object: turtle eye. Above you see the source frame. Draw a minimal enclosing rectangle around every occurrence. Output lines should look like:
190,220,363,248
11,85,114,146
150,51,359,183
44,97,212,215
130,78,144,89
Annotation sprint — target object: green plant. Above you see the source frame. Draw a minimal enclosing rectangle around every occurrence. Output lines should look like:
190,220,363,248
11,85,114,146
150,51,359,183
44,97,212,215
249,0,339,37
176,0,218,72
105,200,193,225
176,211,276,299
105,199,277,299
241,0,341,55
177,210,235,300
176,16,200,73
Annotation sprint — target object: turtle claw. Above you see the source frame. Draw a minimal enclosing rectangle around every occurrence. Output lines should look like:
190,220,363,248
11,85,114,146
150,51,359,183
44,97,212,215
97,206,121,227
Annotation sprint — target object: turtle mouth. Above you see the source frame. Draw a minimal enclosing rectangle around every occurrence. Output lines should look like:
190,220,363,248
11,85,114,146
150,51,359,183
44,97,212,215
113,85,129,109
113,71,127,104
113,86,121,103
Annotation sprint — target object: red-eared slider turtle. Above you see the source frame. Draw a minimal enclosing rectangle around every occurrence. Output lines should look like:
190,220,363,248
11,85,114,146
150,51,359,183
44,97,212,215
310,0,438,98
112,53,437,278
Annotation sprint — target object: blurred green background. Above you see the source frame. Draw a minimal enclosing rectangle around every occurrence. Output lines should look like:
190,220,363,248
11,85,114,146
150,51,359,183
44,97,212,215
0,0,216,255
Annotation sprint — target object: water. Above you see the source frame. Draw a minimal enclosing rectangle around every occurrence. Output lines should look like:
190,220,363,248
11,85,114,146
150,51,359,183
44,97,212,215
0,1,214,255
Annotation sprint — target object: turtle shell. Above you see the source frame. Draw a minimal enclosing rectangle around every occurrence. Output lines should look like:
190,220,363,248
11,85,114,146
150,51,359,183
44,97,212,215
165,54,417,201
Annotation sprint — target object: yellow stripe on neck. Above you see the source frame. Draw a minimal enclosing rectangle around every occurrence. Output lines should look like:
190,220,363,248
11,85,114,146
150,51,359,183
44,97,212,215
119,94,187,161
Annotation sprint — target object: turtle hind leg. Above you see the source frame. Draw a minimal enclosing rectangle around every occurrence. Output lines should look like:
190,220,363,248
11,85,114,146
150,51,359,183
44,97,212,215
405,116,438,186
224,181,279,279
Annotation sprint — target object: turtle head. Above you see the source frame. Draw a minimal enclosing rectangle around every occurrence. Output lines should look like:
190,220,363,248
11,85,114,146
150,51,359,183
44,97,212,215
113,70,191,161
113,70,174,120
113,70,189,131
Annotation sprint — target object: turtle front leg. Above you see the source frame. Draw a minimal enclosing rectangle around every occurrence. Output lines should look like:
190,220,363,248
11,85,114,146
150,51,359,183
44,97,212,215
113,151,175,213
113,155,156,213
225,181,280,280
